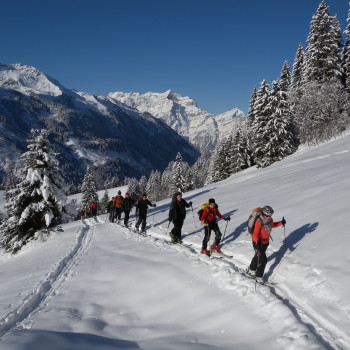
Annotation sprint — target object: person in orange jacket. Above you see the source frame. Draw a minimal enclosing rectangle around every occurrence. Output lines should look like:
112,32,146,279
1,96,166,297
249,205,286,280
112,190,124,223
201,198,230,255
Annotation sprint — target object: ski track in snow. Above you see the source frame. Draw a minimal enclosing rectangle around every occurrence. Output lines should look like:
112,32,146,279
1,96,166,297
115,221,348,350
0,217,348,349
0,217,99,340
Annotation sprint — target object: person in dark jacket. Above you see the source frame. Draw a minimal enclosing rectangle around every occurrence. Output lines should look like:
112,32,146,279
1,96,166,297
168,192,192,243
135,193,156,232
108,197,114,222
122,192,134,227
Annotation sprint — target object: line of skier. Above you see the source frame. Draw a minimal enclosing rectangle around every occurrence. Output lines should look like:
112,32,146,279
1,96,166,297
107,191,156,232
167,192,286,282
104,190,286,282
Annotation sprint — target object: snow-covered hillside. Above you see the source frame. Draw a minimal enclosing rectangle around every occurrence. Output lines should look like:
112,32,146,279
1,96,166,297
108,90,245,151
0,132,349,349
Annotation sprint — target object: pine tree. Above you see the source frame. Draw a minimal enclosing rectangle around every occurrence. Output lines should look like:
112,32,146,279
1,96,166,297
127,178,140,201
291,43,304,89
4,164,18,202
100,188,110,214
183,169,195,192
262,79,296,167
1,129,66,253
246,86,258,127
139,175,148,195
191,150,211,188
171,152,186,194
206,138,232,183
146,170,162,202
230,127,250,173
343,4,350,93
302,1,342,84
251,80,272,167
80,166,98,213
161,161,174,198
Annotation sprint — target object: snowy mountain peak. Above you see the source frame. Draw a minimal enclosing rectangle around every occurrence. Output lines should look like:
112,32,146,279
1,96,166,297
0,63,63,97
109,90,245,151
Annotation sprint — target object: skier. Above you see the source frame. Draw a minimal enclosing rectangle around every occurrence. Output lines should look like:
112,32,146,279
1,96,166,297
200,198,230,255
122,192,134,227
112,190,123,223
168,192,192,243
90,200,99,217
135,193,156,233
248,205,286,281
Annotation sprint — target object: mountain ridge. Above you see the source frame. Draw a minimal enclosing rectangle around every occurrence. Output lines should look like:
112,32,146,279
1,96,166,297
0,63,199,188
108,90,244,151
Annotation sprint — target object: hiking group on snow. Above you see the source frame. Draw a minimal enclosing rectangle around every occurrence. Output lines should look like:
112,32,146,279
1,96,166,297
83,191,286,283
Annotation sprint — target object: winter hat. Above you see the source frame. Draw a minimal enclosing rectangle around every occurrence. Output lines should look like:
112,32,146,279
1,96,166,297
125,192,129,196
175,191,182,197
118,190,121,194
142,193,147,197
209,198,215,204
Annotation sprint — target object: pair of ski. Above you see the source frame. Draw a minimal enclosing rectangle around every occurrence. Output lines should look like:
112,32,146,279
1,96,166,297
210,249,233,259
238,268,277,289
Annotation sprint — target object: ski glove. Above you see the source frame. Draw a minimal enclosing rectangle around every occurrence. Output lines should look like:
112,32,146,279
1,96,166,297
224,216,231,221
281,217,286,226
188,201,193,207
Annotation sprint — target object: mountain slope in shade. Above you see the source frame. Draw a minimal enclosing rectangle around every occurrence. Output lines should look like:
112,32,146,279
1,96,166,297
0,63,199,187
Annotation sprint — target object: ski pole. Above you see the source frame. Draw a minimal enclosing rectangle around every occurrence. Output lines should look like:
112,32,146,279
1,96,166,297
283,223,287,252
163,221,171,243
255,246,260,290
220,220,229,248
190,204,197,230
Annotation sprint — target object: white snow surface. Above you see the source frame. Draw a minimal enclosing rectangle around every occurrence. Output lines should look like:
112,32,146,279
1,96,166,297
1,134,350,349
108,90,245,151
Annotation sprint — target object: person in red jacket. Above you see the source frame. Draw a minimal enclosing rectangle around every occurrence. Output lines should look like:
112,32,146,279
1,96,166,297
201,198,230,255
249,205,286,280
90,200,100,217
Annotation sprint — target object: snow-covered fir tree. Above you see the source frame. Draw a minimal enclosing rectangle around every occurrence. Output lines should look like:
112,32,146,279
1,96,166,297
161,161,175,198
343,5,350,93
302,1,342,84
3,163,18,202
291,43,304,90
100,188,110,214
251,80,272,167
146,170,162,202
80,166,98,212
183,169,195,192
1,129,66,253
206,138,232,183
262,79,296,166
127,178,140,201
171,152,187,194
246,87,258,127
139,175,148,195
230,126,250,173
191,150,211,188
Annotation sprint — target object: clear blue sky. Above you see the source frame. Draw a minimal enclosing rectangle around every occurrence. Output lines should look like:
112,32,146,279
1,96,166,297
1,0,348,114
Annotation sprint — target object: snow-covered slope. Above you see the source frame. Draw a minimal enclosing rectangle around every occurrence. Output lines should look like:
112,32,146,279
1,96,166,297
0,64,199,186
0,132,349,349
0,63,64,97
109,90,245,151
